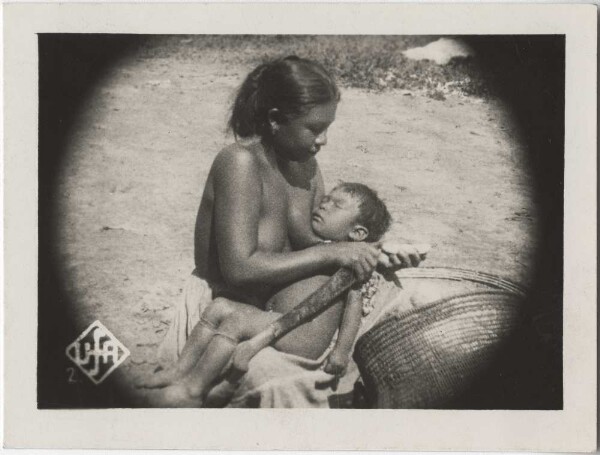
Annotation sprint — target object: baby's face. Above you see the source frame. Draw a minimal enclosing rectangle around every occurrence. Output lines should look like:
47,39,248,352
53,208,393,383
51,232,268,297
311,188,362,242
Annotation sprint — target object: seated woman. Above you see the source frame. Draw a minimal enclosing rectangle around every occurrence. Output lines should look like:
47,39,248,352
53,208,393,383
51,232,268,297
153,56,423,408
143,183,395,407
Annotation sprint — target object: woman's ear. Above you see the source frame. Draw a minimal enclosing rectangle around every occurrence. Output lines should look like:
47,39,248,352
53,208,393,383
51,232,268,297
267,108,282,131
349,225,369,242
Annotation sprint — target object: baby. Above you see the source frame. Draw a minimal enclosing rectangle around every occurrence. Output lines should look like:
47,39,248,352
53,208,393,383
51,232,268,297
142,182,395,407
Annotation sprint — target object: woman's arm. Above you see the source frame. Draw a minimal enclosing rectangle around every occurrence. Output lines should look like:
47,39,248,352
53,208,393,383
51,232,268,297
212,148,380,288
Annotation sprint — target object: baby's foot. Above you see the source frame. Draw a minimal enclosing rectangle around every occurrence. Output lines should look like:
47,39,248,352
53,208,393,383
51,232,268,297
146,383,205,408
136,369,180,389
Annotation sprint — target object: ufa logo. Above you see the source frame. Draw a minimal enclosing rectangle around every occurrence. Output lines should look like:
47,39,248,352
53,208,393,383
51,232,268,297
66,321,130,385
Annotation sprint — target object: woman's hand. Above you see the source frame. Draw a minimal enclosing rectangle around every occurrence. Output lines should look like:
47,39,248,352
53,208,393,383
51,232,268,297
378,242,431,270
328,241,381,282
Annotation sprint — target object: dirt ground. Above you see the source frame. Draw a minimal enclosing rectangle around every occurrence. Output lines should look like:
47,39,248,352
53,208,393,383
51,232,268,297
55,40,537,403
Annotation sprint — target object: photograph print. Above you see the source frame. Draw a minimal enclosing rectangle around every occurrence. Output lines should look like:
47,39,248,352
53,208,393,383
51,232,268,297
38,34,564,409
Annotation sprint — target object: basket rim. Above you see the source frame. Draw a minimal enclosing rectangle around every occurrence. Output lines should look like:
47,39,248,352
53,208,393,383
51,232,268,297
395,266,527,297
357,289,522,343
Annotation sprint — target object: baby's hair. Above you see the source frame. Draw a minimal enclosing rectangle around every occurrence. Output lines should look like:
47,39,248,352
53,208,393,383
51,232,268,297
228,56,340,139
334,182,392,242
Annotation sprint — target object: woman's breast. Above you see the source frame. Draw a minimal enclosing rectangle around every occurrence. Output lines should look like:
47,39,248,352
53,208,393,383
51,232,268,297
255,177,292,253
256,215,290,253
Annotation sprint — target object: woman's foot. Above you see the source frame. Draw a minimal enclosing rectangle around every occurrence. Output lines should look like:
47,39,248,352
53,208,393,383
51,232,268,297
146,382,205,408
136,368,181,389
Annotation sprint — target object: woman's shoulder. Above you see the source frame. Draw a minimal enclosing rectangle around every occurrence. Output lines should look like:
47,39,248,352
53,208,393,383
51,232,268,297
216,141,257,159
212,142,261,172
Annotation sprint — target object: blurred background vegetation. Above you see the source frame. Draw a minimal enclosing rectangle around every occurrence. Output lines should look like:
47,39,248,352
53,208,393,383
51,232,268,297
137,35,491,99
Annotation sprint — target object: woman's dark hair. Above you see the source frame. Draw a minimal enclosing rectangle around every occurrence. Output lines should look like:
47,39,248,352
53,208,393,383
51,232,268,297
228,56,340,139
334,182,393,242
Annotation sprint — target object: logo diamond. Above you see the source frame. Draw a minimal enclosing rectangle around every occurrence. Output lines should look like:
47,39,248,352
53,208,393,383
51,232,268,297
66,320,130,385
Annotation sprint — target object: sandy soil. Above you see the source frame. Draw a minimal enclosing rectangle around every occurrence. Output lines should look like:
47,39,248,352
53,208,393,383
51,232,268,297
55,44,537,403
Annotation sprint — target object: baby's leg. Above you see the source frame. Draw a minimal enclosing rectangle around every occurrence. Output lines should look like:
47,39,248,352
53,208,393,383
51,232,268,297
139,297,238,388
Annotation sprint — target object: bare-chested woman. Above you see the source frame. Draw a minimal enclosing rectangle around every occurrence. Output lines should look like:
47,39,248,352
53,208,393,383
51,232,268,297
151,56,422,406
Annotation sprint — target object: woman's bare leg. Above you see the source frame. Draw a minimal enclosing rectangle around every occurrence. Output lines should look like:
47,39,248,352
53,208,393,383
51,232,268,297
139,297,238,388
180,332,239,398
155,307,280,406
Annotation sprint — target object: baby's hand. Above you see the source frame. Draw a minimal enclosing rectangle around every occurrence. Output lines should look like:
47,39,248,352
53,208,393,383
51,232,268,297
323,350,350,377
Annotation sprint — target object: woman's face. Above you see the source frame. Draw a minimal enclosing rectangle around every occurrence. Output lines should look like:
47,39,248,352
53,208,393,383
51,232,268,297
270,101,337,162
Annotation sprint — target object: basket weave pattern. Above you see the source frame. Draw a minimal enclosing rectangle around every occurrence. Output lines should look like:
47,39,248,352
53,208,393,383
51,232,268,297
353,268,525,408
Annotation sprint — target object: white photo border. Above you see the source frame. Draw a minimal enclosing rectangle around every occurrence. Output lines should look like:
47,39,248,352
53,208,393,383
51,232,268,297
3,3,597,451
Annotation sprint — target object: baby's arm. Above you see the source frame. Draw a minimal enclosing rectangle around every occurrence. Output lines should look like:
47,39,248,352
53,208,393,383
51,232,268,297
323,288,363,376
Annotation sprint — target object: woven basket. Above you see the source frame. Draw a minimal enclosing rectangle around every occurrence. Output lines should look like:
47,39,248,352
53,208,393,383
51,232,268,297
353,267,526,409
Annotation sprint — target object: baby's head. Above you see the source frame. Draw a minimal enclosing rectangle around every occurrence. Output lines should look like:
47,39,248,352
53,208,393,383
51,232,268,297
311,182,392,243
